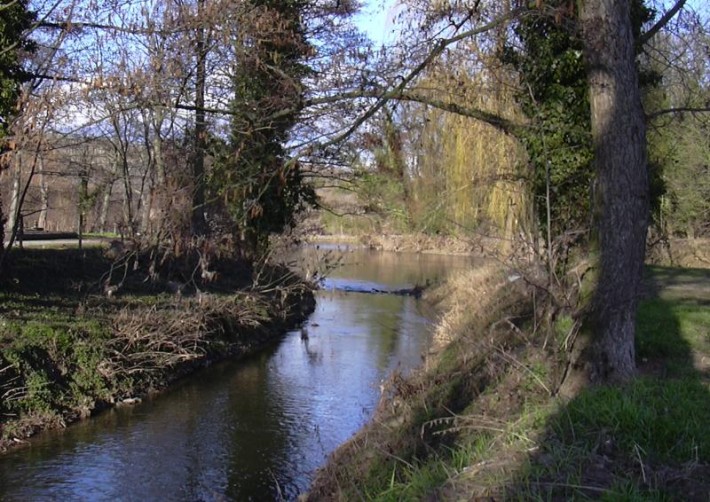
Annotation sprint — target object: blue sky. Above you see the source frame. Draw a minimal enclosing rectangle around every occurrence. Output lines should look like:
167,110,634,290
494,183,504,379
354,0,397,45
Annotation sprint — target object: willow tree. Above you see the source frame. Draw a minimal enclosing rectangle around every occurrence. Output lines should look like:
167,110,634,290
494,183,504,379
401,70,528,240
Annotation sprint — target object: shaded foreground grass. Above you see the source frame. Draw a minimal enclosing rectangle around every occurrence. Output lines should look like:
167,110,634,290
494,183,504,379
0,247,314,450
305,265,709,500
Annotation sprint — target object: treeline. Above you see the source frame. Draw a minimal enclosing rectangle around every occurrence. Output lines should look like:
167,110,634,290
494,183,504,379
4,1,706,262
0,0,363,269
348,1,708,249
1,0,708,385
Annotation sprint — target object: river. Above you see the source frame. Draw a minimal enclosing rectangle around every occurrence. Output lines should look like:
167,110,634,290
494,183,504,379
0,246,473,501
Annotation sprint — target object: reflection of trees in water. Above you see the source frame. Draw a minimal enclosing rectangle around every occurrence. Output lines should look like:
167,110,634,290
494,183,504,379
360,293,404,370
223,351,297,500
317,290,429,376
302,336,323,364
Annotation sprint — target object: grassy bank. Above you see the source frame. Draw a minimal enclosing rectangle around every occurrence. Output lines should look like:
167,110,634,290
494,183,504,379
0,248,314,451
306,265,709,500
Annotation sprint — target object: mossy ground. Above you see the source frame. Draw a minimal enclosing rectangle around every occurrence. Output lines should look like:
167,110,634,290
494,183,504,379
305,265,710,501
0,247,314,451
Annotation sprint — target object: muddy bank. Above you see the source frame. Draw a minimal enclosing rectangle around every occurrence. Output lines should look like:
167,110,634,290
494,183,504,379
0,248,315,453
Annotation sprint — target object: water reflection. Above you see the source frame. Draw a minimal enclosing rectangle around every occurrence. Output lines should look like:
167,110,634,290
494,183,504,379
0,247,472,501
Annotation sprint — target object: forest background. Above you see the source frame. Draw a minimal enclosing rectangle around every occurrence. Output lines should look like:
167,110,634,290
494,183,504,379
1,0,707,254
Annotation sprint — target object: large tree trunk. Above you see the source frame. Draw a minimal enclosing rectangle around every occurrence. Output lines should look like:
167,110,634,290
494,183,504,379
564,0,649,391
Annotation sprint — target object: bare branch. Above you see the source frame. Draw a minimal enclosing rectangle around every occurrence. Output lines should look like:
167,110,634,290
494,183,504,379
314,6,527,150
392,92,525,136
639,0,686,45
647,106,710,120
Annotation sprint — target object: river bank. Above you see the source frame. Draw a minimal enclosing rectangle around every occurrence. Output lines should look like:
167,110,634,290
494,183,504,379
308,233,710,267
0,247,315,453
305,263,710,500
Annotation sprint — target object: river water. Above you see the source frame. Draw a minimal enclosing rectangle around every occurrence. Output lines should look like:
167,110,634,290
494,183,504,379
0,246,472,501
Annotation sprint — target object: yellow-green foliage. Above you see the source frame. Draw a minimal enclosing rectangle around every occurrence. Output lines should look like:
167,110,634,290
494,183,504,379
410,68,530,243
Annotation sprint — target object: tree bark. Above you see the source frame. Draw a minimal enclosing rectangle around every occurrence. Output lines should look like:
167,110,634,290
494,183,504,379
7,152,21,235
37,156,49,230
564,0,650,390
99,179,113,234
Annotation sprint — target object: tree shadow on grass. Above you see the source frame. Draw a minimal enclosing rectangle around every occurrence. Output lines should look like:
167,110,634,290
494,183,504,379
507,266,710,500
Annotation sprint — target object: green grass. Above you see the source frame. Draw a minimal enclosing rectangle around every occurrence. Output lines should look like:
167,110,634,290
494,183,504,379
519,280,710,499
83,232,119,238
365,437,497,501
0,313,115,416
637,298,709,355
552,377,708,463
518,370,709,500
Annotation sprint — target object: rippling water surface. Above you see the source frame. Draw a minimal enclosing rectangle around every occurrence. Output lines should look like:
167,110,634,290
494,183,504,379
0,247,473,501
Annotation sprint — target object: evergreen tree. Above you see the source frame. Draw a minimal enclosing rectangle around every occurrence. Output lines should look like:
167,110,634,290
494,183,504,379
0,0,35,143
213,0,316,255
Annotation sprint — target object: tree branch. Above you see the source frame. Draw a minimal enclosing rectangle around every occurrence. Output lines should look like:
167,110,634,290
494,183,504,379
28,8,530,144
639,0,686,45
392,92,525,136
313,6,528,150
647,106,710,120
26,72,84,84
37,21,182,37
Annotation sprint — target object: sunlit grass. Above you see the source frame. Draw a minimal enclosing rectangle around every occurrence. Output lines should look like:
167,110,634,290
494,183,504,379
637,297,710,351
552,377,708,463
